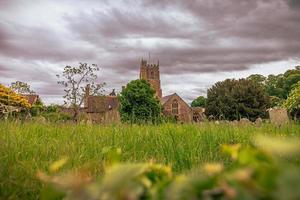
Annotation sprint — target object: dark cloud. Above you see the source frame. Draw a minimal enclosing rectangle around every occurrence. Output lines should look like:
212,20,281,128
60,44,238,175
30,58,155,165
288,0,300,8
0,22,97,62
0,0,300,103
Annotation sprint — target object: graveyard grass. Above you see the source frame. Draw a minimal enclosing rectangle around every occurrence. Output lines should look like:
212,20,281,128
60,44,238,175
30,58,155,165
1,121,300,199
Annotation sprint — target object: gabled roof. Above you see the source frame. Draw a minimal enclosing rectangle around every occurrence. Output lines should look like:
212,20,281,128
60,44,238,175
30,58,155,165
161,93,176,105
161,93,191,109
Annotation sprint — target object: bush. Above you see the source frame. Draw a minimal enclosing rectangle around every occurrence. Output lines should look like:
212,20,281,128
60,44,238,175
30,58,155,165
206,79,270,121
0,84,31,109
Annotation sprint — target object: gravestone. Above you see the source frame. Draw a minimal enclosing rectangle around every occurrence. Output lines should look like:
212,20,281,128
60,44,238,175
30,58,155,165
239,118,251,125
268,108,289,126
255,117,263,127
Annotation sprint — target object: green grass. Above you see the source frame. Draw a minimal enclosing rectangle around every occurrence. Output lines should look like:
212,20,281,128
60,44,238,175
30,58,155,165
0,121,300,199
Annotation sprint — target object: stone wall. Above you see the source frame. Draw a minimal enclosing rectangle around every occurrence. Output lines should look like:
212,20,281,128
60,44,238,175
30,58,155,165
162,95,192,123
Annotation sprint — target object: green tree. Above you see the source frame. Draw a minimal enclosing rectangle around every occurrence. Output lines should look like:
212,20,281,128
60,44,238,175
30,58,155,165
205,79,270,121
246,74,266,85
283,82,300,120
119,79,161,124
265,74,286,99
10,81,35,94
57,63,105,121
191,96,207,107
282,66,300,98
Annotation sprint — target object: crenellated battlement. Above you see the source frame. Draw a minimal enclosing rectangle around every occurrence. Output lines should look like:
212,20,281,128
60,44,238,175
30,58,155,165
139,58,162,99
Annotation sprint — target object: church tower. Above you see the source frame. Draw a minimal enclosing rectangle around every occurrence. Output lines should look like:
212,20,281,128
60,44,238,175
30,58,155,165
139,59,162,99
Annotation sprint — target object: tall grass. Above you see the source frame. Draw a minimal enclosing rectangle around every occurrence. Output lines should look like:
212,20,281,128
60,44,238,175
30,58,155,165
0,121,300,199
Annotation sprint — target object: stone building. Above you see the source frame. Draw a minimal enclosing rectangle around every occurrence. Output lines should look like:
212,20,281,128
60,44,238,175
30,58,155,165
139,59,204,123
83,59,205,123
139,59,162,99
161,93,193,122
84,86,120,123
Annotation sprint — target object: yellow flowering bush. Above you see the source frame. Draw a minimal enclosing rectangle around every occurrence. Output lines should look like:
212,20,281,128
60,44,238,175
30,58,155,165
0,84,31,109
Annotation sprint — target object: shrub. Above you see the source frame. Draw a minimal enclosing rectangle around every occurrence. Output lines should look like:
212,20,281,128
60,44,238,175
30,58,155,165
0,84,31,109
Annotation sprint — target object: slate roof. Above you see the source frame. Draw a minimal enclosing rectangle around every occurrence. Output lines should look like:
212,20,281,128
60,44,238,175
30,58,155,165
161,93,191,109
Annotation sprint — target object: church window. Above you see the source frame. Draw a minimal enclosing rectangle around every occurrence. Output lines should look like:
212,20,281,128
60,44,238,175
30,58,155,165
172,99,179,115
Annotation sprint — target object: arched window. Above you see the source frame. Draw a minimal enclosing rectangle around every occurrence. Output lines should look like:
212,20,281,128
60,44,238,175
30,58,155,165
172,99,179,115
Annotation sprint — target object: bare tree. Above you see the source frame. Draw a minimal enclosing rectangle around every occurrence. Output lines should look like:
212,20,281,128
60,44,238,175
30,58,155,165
57,63,105,121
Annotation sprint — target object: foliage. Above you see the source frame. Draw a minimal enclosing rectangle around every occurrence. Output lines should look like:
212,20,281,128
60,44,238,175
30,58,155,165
247,74,266,85
0,84,31,110
37,136,300,200
119,79,161,124
30,97,44,117
206,79,270,121
265,66,300,100
269,95,284,108
57,63,105,121
10,81,35,94
191,96,207,107
284,82,300,120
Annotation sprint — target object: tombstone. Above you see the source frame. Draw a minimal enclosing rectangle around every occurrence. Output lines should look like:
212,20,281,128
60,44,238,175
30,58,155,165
239,118,251,125
255,117,263,127
268,108,289,127
231,120,238,126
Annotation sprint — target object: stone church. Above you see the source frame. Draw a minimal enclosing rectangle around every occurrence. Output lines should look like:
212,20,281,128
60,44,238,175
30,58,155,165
139,59,204,123
83,59,205,123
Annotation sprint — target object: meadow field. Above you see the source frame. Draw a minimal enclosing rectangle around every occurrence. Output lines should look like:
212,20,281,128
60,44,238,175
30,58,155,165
1,122,300,199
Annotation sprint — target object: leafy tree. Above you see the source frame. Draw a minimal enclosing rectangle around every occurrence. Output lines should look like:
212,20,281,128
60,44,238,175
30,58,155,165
283,82,300,120
57,63,105,121
246,74,266,85
205,79,270,121
10,81,35,94
119,79,161,124
264,66,300,100
265,74,286,99
282,66,300,98
191,96,207,107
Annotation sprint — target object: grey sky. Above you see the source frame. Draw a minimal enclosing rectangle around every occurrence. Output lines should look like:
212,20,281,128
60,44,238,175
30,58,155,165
0,0,299,104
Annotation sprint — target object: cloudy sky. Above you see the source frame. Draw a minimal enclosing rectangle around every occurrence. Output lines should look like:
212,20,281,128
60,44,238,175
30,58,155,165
0,0,300,104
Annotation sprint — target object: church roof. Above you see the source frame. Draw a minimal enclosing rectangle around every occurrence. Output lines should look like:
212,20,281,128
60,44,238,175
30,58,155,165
161,93,191,109
161,93,176,105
